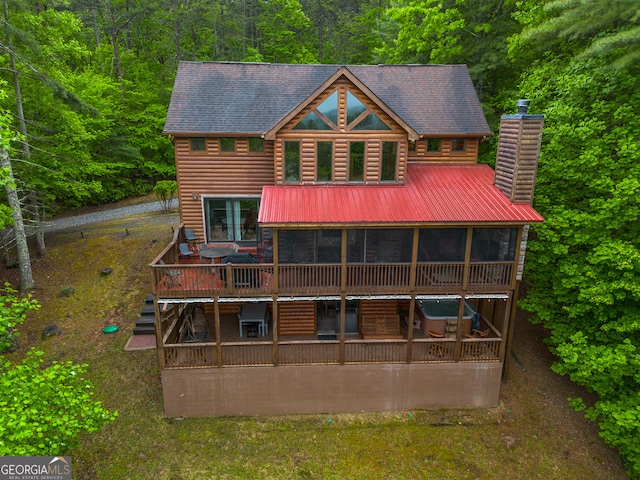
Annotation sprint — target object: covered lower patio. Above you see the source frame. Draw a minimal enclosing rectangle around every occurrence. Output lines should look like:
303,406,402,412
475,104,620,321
155,296,507,369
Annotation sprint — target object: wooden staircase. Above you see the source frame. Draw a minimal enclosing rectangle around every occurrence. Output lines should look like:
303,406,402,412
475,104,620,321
134,293,156,335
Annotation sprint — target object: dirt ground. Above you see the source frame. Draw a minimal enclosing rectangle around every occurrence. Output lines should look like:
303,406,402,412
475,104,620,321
501,308,628,478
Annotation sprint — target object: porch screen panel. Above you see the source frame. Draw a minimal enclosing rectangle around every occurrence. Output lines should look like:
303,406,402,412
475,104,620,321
279,230,315,263
366,229,412,263
418,228,467,262
317,229,341,263
347,230,365,263
347,229,412,263
471,228,518,261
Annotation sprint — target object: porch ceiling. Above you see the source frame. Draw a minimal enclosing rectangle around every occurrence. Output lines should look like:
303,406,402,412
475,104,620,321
259,164,545,226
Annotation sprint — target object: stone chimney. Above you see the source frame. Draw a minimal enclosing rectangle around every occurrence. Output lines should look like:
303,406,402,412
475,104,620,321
494,100,544,205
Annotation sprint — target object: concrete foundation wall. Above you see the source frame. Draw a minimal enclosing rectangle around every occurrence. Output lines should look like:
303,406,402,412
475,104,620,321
162,363,503,417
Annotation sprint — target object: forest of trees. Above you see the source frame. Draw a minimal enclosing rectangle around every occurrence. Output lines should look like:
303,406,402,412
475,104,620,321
0,0,638,476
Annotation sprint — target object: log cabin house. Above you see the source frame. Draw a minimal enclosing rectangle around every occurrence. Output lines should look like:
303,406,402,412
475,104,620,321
152,62,544,417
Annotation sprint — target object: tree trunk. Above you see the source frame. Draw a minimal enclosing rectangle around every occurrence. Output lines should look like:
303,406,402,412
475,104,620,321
0,148,34,290
29,190,46,257
104,0,124,79
3,0,35,289
92,0,101,47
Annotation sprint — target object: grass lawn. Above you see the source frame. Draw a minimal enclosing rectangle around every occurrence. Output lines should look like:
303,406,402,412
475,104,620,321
2,206,629,479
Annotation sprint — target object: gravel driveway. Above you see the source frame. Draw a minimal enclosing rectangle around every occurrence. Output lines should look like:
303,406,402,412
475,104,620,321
44,199,179,232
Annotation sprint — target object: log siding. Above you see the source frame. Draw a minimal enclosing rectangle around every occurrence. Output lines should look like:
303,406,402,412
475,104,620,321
174,137,275,240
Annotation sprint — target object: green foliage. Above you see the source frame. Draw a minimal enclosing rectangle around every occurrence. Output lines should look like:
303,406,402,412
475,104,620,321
0,286,115,455
0,284,39,353
258,0,318,63
153,179,177,213
517,54,640,478
0,349,117,456
512,0,640,69
375,0,465,64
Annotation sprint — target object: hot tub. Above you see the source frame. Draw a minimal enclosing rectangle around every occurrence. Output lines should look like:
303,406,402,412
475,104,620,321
416,299,475,336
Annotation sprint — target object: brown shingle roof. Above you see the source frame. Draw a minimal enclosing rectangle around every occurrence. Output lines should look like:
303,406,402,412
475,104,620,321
164,62,492,137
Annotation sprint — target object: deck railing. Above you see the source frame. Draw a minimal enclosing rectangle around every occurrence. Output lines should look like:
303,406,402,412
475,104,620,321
152,260,514,298
411,338,457,362
162,336,502,369
278,340,340,365
344,339,407,364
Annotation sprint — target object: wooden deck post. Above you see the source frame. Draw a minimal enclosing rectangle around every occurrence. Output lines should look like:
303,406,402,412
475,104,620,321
153,296,165,370
339,229,347,364
502,287,517,381
214,297,222,367
406,228,420,363
339,296,345,365
272,296,279,366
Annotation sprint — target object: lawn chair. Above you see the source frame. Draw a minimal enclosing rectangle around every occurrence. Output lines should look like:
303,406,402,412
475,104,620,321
185,228,199,243
158,259,181,287
179,243,194,256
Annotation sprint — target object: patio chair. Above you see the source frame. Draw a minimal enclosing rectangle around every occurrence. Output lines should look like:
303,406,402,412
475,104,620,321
179,243,194,256
464,328,490,358
158,259,181,287
185,228,199,243
466,328,489,338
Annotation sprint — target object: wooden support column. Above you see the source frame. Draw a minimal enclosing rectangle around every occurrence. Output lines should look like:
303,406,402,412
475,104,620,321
214,297,222,367
273,229,279,294
339,229,348,364
339,296,345,365
502,285,518,381
455,227,474,361
153,296,165,369
406,228,419,363
272,229,279,366
272,297,279,366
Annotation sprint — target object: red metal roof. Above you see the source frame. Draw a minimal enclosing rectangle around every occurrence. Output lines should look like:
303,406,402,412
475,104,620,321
258,164,544,226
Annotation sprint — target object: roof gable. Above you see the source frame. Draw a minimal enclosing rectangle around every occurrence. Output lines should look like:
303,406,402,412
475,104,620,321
163,62,492,137
264,67,419,140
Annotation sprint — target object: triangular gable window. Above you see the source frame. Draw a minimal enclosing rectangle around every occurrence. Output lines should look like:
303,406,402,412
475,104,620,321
352,112,391,131
347,90,391,131
293,111,333,130
292,88,392,131
346,91,367,125
317,90,338,124
293,90,337,130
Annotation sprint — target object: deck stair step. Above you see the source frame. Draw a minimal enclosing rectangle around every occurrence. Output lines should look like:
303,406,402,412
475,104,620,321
133,325,156,335
445,318,458,334
136,316,156,327
134,293,157,335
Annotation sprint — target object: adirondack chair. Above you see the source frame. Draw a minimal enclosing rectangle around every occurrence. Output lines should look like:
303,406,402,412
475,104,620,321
179,243,194,256
185,228,199,243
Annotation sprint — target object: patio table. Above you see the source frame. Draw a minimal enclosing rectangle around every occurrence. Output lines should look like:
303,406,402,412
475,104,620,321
199,246,236,263
238,303,267,337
